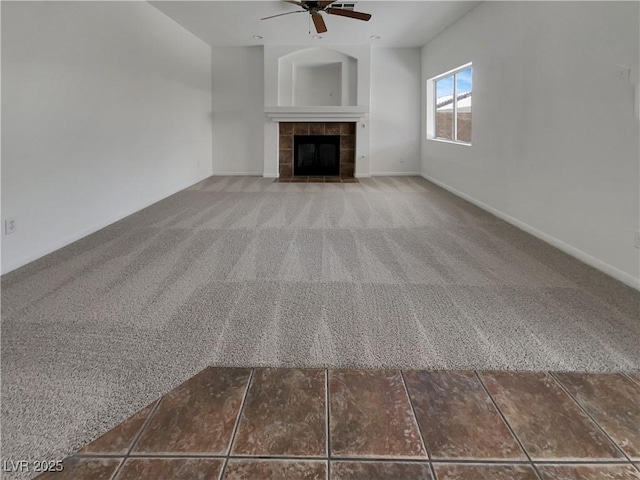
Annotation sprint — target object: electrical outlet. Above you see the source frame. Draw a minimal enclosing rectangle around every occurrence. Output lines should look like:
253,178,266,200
635,231,640,249
4,218,16,235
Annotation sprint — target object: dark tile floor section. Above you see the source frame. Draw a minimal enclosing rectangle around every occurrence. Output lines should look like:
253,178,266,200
39,368,640,479
116,458,224,480
329,370,426,459
224,460,326,480
552,372,640,460
331,461,433,479
403,371,525,460
536,464,640,479
79,401,159,455
231,369,326,457
432,463,539,480
479,372,624,461
132,367,251,455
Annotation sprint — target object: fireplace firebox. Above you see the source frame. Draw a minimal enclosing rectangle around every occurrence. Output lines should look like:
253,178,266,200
294,135,340,176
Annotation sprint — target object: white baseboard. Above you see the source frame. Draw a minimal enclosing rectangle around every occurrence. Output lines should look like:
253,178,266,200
1,175,212,276
421,173,639,290
370,172,422,176
263,173,278,178
212,172,264,176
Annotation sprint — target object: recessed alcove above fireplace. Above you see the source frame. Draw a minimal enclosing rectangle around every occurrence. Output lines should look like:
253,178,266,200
278,48,357,107
279,122,356,179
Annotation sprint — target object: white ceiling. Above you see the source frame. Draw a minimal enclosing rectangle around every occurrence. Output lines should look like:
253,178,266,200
150,1,480,47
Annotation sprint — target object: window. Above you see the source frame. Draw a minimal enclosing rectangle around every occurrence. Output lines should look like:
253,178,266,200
429,64,472,144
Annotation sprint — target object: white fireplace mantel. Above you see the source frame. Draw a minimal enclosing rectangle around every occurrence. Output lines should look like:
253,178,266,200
265,106,369,123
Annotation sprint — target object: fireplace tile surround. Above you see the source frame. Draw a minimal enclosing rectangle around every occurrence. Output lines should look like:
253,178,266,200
279,122,356,179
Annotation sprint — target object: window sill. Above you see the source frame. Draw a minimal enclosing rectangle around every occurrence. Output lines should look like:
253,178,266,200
427,137,472,147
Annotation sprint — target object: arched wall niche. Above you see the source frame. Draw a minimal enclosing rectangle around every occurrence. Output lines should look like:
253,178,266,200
278,47,357,107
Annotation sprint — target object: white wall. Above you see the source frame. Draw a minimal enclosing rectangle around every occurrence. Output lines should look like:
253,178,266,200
370,48,422,175
421,1,640,287
211,46,265,175
294,63,342,107
1,1,212,275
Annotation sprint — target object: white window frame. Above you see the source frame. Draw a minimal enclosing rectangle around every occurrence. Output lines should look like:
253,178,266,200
426,62,472,146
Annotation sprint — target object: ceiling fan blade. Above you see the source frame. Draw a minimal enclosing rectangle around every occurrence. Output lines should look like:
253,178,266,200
318,1,337,6
327,8,372,21
261,10,305,20
312,13,328,33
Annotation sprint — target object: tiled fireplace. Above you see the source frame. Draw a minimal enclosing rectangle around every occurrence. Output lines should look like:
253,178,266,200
279,122,356,179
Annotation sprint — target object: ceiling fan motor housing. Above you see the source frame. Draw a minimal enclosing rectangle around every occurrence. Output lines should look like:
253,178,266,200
303,1,331,13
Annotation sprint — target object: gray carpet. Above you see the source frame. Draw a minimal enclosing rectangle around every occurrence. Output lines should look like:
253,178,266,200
2,176,639,474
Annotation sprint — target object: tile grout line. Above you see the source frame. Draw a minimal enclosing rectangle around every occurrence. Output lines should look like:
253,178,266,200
74,452,637,464
107,458,125,480
109,396,164,480
474,371,544,480
548,372,632,463
126,398,164,456
78,453,227,459
76,453,640,464
622,372,640,389
218,458,228,480
91,455,638,465
399,370,437,480
220,368,255,479
420,459,636,465
325,369,331,480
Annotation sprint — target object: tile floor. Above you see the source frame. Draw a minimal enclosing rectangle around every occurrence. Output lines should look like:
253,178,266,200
38,368,640,479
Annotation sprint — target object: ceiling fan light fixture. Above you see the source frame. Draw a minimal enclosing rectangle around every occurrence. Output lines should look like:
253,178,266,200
262,0,372,34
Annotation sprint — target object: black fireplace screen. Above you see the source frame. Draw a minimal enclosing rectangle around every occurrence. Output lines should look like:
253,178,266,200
293,135,340,176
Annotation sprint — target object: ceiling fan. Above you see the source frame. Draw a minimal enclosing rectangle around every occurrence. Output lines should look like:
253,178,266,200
261,1,372,34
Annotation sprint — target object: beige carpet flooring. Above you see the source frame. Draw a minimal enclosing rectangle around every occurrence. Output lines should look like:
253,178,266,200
1,176,638,476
